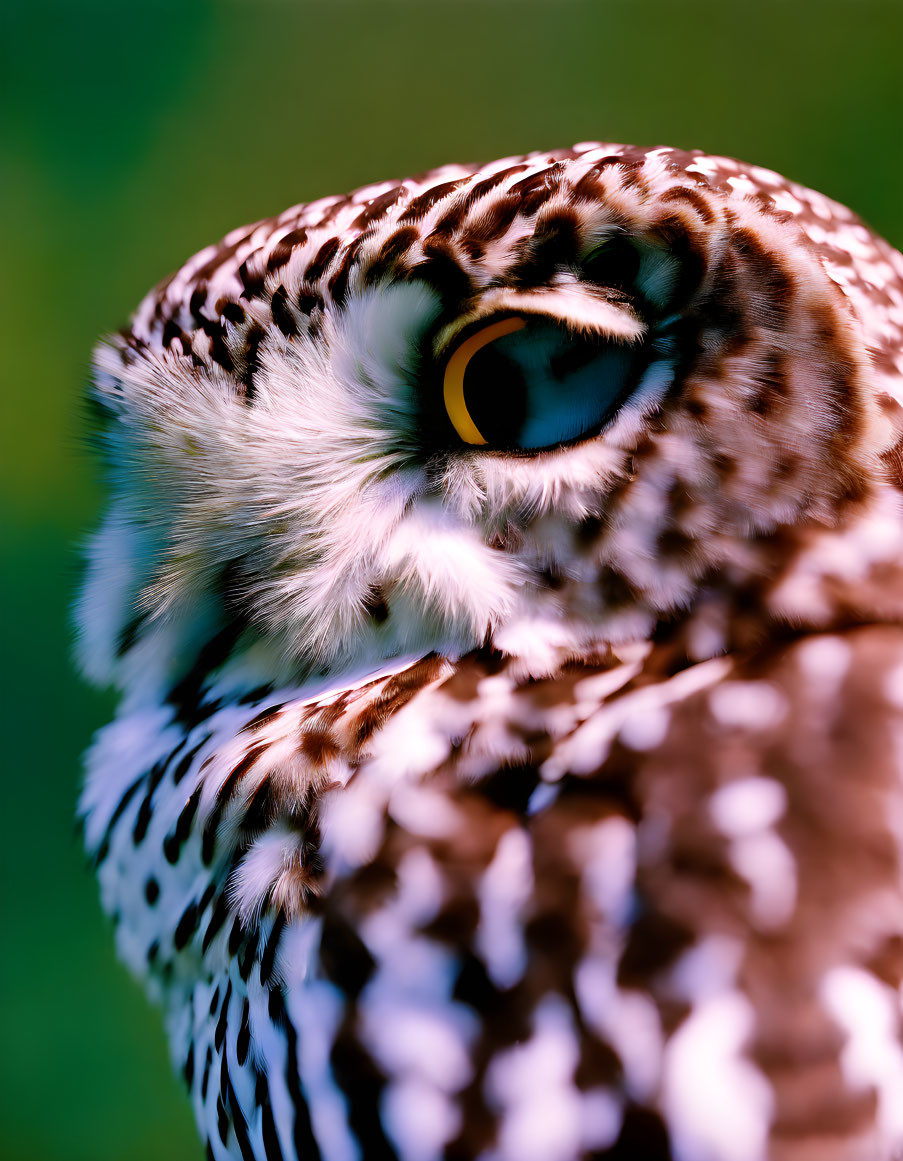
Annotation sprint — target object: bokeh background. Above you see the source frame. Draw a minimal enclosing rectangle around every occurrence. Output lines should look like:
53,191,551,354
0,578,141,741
3,1,903,1157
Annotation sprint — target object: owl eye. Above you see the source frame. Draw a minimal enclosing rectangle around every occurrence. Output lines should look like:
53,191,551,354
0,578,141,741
441,314,640,451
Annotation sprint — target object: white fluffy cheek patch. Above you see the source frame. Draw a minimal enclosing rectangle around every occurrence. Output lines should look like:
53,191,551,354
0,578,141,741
328,280,443,413
444,439,631,527
381,499,526,635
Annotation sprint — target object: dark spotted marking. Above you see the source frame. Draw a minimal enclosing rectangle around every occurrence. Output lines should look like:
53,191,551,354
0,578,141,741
508,210,580,288
225,917,245,960
203,892,231,953
730,226,795,331
597,568,645,612
265,228,309,274
189,285,210,322
575,1033,623,1091
427,197,468,239
237,930,258,983
236,998,251,1066
694,260,750,353
590,153,633,173
570,168,609,204
604,1104,675,1160
115,611,146,657
161,318,189,353
193,223,264,288
319,914,376,998
525,910,583,985
506,169,561,219
617,908,695,987
478,763,541,815
240,703,287,735
352,185,405,229
201,813,220,866
201,1046,213,1101
257,1072,286,1161
270,285,296,337
452,952,499,1012
296,288,325,316
219,299,246,326
362,585,390,623
292,738,347,786
132,758,170,845
508,168,557,200
406,238,475,306
447,954,531,1158
349,656,443,748
656,524,697,562
303,236,342,284
269,988,324,1161
268,986,287,1030
238,257,267,300
617,157,653,197
164,785,203,864
327,236,365,305
397,179,465,224
217,743,270,805
198,882,217,920
422,890,481,946
659,183,717,225
94,773,145,866
216,1087,230,1148
239,776,276,835
172,735,210,786
237,684,277,707
260,912,287,986
463,197,521,252
240,323,266,401
330,1029,399,1161
364,226,421,284
144,877,160,905
215,981,232,1052
167,620,246,725
198,315,235,374
456,166,530,213
199,741,270,863
174,901,200,950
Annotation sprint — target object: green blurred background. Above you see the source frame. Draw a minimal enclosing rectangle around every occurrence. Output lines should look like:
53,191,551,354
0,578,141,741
3,1,902,1157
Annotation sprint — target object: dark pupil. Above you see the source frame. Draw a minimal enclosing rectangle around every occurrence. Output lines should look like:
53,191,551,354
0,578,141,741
462,318,639,450
463,342,529,442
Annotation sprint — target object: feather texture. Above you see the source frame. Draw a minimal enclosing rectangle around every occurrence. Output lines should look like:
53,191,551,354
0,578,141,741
79,143,903,1161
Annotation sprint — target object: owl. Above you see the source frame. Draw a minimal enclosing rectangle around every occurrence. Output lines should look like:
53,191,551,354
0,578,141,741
77,143,903,1161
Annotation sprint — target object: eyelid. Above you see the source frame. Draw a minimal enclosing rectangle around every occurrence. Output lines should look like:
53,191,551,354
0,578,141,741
442,316,527,445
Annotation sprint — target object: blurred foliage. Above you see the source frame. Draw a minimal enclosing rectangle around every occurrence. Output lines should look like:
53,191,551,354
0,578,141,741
2,1,902,1158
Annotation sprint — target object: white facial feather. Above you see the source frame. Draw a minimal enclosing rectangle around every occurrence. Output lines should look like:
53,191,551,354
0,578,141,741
81,273,684,692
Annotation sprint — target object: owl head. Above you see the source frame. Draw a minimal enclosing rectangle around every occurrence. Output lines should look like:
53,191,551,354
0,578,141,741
76,144,903,704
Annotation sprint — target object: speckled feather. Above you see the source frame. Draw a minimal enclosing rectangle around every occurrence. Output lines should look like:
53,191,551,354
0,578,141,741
79,144,903,1161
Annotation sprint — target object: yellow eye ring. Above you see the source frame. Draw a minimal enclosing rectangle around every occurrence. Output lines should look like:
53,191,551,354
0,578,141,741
442,315,527,445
